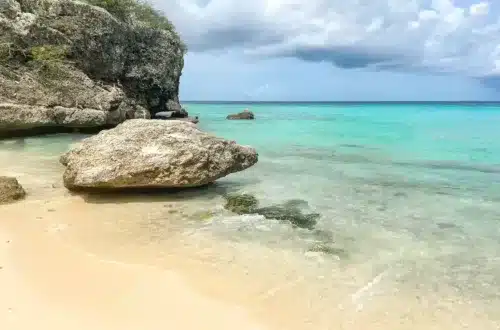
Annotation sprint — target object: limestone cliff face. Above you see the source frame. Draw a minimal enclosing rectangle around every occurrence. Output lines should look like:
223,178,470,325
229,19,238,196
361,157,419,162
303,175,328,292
0,0,185,136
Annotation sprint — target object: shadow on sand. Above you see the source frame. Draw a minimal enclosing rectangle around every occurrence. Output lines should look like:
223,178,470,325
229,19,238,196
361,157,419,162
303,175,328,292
70,180,256,205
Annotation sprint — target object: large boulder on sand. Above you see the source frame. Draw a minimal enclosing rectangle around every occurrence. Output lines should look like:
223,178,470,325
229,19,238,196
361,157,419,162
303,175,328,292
0,176,26,204
60,119,258,190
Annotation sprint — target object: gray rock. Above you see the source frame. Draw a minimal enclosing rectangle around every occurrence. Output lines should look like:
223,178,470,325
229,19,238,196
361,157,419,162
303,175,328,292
0,176,26,204
154,113,199,124
60,119,258,190
227,109,255,120
0,0,185,136
154,111,175,119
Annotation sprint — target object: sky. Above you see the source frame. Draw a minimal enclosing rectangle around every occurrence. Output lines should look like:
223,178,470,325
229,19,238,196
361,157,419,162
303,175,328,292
152,0,500,101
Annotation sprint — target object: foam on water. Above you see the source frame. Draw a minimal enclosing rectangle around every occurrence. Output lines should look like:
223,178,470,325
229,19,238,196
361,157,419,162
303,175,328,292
1,103,499,329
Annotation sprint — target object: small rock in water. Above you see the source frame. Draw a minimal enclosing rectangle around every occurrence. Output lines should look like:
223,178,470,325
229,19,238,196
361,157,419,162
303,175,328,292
223,194,320,230
226,109,255,120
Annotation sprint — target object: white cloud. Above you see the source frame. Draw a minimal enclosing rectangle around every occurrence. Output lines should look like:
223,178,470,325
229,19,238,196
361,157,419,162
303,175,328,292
470,2,489,16
157,0,500,79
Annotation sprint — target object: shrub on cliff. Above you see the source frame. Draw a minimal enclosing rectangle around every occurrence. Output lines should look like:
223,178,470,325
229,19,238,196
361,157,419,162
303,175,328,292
0,43,15,63
84,0,186,53
30,45,68,63
84,0,136,21
29,45,71,82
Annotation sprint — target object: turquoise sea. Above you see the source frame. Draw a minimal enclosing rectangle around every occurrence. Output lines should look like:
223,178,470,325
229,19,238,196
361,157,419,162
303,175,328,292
1,102,499,328
190,102,500,324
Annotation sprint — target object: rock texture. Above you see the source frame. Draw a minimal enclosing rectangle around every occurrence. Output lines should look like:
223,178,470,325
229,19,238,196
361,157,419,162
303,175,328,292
0,0,186,137
0,176,26,204
60,119,258,190
227,109,255,120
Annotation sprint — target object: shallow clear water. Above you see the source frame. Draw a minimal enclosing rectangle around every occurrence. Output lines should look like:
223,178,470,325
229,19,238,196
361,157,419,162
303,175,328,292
1,102,500,328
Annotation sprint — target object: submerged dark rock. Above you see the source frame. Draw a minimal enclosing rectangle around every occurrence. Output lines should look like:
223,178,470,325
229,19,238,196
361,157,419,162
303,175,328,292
224,194,259,214
254,206,319,230
223,194,319,230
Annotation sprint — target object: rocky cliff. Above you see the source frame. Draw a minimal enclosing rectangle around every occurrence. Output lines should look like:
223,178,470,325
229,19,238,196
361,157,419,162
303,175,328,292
0,0,186,136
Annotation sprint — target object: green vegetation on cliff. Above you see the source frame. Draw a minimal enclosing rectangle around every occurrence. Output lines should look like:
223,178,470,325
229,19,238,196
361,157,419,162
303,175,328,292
30,45,68,63
85,0,138,20
85,0,187,53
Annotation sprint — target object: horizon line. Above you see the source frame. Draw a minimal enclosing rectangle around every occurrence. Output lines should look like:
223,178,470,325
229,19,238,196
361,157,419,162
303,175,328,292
181,100,500,104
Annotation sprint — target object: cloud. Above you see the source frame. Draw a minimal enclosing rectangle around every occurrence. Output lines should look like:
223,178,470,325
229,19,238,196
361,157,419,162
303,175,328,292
157,0,500,81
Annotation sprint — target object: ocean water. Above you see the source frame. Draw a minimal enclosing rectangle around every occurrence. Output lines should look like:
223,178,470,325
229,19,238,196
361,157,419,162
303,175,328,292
1,102,500,328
